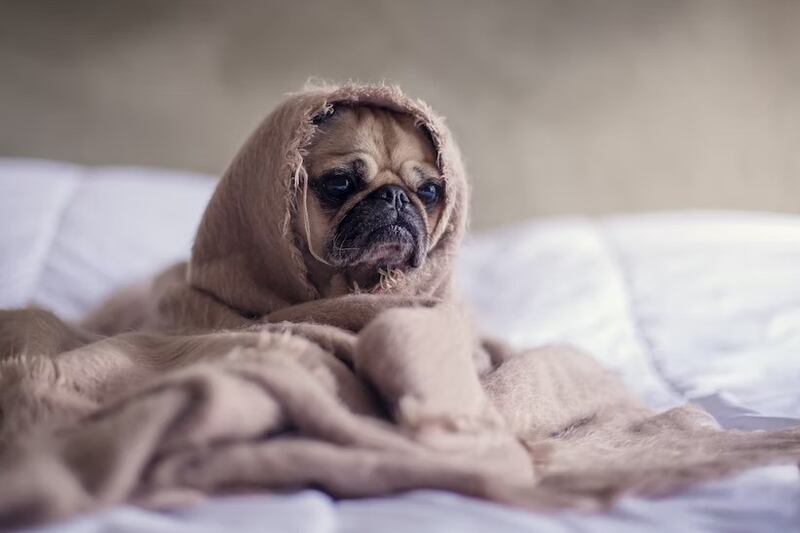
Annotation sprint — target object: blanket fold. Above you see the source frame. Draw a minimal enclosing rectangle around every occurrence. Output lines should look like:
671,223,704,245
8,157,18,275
1,83,799,529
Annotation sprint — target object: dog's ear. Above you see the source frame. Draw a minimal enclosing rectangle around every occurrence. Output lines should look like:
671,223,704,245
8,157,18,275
417,123,437,154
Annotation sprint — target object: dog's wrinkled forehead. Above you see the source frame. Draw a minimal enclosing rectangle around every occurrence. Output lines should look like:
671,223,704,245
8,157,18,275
305,104,440,190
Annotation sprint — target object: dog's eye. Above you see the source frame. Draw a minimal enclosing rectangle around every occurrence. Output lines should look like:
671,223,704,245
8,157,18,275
316,172,359,207
313,162,365,208
323,175,354,196
416,182,441,206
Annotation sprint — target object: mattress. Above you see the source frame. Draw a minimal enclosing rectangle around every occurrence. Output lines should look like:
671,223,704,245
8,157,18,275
1,158,798,532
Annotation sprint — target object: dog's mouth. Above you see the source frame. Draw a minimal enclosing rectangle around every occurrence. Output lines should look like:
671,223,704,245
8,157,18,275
355,223,417,267
327,210,428,272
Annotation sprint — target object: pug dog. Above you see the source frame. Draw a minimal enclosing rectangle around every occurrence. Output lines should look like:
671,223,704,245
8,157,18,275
298,105,446,295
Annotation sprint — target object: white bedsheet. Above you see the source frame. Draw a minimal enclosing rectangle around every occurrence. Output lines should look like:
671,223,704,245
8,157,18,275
1,158,798,532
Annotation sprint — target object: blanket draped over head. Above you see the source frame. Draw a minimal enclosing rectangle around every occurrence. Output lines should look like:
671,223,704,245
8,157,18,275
1,84,800,529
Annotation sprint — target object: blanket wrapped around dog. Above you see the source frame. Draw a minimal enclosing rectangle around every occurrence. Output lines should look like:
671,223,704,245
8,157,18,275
1,84,800,529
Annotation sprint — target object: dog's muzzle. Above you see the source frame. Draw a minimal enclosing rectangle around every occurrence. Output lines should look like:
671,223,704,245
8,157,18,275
328,184,428,268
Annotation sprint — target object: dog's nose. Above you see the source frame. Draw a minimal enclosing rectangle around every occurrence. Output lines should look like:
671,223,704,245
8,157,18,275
373,185,410,209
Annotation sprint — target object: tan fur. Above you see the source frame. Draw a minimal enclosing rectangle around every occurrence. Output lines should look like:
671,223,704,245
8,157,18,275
1,84,800,528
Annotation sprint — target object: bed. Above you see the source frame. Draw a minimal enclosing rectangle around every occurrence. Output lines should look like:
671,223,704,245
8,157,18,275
1,157,798,532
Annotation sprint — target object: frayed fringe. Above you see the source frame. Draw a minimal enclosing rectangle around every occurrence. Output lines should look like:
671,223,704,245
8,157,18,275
376,268,406,292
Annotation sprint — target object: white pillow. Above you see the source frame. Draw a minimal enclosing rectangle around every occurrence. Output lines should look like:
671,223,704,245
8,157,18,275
0,158,215,320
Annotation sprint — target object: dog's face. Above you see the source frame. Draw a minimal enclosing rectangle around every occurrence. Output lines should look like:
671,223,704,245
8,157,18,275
301,105,444,290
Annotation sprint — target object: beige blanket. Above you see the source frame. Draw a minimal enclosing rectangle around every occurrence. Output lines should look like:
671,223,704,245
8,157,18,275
1,84,799,529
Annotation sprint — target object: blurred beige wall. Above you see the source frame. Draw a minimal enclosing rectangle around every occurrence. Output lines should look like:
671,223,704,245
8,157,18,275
1,0,798,229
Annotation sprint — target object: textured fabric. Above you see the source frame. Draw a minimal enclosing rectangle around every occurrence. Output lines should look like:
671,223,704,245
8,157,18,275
1,160,800,531
2,83,800,530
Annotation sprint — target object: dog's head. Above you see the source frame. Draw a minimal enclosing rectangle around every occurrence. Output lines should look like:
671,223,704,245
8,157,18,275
190,84,468,315
299,105,445,292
